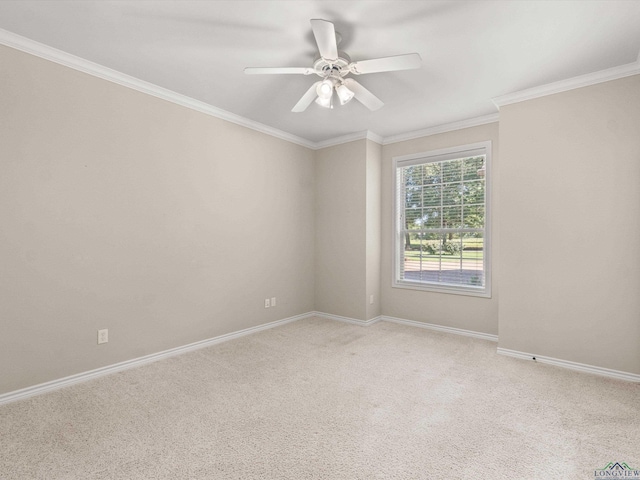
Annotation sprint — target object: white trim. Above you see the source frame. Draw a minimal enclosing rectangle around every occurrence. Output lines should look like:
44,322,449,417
0,28,315,149
382,114,499,145
4,28,640,150
313,311,382,326
366,130,384,145
391,141,492,298
382,315,498,342
4,312,639,405
314,312,497,343
0,28,488,151
0,312,314,406
392,145,489,167
492,61,640,108
497,348,640,383
1,30,497,150
313,130,383,149
390,281,491,298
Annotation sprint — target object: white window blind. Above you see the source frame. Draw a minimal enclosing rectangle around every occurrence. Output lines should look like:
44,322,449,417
393,142,491,296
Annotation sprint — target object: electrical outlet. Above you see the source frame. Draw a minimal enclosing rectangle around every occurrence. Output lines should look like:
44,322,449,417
264,298,270,308
271,297,276,307
97,329,108,344
369,295,374,305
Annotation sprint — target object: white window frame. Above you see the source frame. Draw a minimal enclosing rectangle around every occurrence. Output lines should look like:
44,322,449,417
392,141,492,298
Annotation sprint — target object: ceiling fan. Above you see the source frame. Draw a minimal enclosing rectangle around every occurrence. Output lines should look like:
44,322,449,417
244,19,421,112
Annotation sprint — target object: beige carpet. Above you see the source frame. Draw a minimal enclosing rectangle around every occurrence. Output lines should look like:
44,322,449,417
0,316,638,479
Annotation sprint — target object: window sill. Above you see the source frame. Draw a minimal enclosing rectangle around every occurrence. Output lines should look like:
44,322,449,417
392,279,491,298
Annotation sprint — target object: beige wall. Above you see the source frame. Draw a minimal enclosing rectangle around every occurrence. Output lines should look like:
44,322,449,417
380,123,500,335
365,140,382,320
314,139,382,321
3,42,638,396
314,140,368,319
0,45,315,394
498,75,640,374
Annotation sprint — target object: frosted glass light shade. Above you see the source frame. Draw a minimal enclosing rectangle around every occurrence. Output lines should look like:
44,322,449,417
336,84,354,105
315,95,332,108
316,79,334,99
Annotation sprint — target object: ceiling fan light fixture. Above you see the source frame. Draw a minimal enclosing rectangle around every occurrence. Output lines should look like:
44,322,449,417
316,78,335,99
336,83,355,105
315,94,333,109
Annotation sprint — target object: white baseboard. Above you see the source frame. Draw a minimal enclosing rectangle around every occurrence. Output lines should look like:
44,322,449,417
381,315,499,342
497,347,640,383
313,312,498,344
3,312,637,405
0,312,314,406
312,311,382,327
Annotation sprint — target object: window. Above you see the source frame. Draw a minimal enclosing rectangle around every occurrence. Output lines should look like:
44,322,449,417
393,142,491,297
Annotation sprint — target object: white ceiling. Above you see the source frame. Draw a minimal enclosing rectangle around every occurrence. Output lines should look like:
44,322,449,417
1,0,639,144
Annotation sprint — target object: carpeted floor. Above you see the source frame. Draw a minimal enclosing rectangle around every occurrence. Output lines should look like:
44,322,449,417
0,316,638,479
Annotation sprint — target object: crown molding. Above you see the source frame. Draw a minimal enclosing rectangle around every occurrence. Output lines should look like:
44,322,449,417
366,130,384,145
5,28,638,152
313,130,383,150
0,28,316,149
1,28,496,151
381,113,500,145
492,60,640,108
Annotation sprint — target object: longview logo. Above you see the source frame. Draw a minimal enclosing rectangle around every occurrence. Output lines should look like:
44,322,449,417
594,462,640,478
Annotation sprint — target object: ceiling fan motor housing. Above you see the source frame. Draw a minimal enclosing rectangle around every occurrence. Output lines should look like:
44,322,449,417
313,54,351,79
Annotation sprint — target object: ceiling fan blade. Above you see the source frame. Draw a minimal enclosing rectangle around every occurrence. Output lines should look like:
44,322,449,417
349,53,422,75
343,79,384,111
244,67,316,75
292,82,321,112
310,19,338,61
